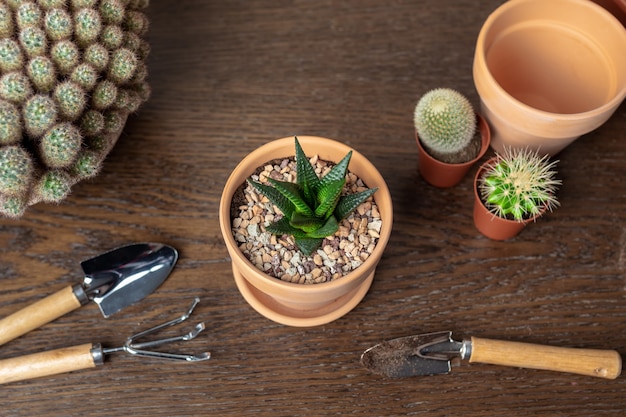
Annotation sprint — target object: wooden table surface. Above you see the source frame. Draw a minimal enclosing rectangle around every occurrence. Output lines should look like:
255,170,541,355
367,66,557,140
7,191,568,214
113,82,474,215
1,1,625,416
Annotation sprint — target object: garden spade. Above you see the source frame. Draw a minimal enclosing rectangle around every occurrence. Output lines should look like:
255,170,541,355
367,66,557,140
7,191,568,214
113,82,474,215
0,242,178,346
361,331,622,380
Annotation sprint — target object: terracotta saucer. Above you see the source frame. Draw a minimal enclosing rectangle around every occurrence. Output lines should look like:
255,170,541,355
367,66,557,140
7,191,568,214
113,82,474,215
233,268,374,327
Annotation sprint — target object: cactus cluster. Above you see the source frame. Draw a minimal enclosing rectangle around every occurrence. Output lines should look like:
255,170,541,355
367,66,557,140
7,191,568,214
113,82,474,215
414,88,477,161
0,0,151,218
478,148,561,222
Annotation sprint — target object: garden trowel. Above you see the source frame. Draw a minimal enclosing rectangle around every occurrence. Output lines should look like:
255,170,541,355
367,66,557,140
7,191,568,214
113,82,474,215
361,331,622,380
0,242,178,346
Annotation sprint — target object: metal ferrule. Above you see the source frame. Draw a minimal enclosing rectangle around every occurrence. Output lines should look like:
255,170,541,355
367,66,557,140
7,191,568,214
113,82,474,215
71,283,90,306
461,339,472,360
90,343,105,366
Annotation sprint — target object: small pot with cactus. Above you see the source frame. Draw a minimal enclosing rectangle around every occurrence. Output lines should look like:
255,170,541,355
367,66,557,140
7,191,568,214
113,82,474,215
0,0,151,218
413,88,490,188
473,147,561,240
219,136,393,327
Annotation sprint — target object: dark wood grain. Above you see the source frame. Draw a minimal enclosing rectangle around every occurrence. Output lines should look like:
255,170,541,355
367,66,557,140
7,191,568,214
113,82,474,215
1,1,625,416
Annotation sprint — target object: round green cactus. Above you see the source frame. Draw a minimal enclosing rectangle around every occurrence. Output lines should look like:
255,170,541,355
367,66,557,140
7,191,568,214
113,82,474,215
0,71,33,104
43,8,73,41
40,122,82,168
26,56,56,91
50,40,80,74
0,0,151,217
19,26,47,57
0,3,14,39
23,94,58,137
414,88,477,158
74,8,102,46
478,148,561,221
0,100,21,145
0,145,34,196
71,150,101,180
32,169,71,203
16,2,43,29
0,39,23,72
53,81,86,120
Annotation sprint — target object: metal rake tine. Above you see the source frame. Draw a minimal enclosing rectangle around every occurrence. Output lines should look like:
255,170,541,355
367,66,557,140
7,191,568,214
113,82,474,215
119,297,211,362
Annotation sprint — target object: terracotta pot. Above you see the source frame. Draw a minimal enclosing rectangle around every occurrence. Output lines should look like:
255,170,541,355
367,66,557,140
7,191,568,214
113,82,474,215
473,0,626,156
591,0,626,26
472,158,544,240
219,136,393,327
416,113,491,188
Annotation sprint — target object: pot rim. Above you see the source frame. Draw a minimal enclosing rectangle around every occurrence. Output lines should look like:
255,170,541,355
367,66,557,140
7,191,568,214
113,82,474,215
474,0,626,121
218,135,393,294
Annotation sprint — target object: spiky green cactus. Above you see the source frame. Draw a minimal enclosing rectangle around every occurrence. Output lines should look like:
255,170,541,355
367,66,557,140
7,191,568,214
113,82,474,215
32,169,71,203
27,56,56,91
53,81,86,120
0,100,21,145
414,88,477,159
0,71,33,103
0,39,23,72
0,0,151,217
478,148,561,221
40,122,82,168
43,8,73,41
248,137,378,256
0,145,34,196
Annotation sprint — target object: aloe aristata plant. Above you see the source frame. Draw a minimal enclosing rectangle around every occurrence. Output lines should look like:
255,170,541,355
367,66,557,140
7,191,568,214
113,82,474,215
248,137,378,256
479,147,561,222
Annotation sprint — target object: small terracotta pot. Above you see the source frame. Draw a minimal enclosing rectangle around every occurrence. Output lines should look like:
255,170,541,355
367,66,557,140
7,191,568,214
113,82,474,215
473,0,626,156
472,158,544,240
416,113,491,188
219,136,393,327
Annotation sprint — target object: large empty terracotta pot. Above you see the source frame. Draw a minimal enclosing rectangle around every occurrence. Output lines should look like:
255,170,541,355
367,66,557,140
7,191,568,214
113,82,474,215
473,0,626,156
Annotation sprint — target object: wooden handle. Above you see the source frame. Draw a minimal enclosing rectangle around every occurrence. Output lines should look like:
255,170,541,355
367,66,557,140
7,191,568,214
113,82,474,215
0,285,85,346
0,343,100,384
469,336,622,379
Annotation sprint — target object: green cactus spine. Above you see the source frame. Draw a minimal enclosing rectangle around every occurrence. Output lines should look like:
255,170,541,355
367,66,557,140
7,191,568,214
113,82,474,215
478,148,561,221
414,88,476,158
23,94,58,137
0,100,22,144
0,145,34,196
101,25,124,50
